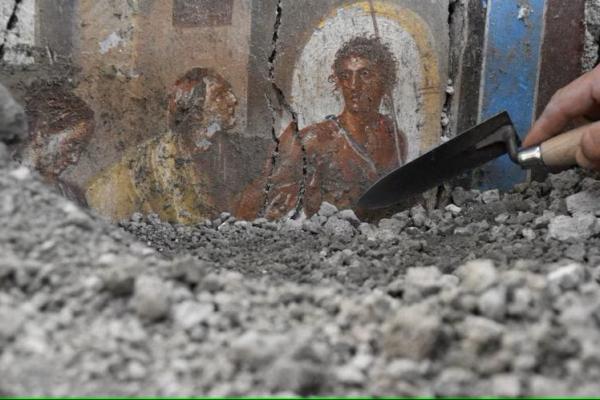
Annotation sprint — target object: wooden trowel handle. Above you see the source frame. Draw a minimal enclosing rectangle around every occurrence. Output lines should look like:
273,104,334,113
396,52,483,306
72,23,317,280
540,128,585,170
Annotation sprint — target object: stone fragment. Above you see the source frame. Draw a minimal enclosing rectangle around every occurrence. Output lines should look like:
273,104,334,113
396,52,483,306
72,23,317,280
101,267,136,296
265,358,327,396
521,228,536,241
132,275,170,321
549,170,579,192
529,375,570,396
434,367,476,397
9,166,30,181
382,304,441,360
491,374,521,397
0,306,26,340
317,202,338,218
173,301,214,330
378,218,407,234
451,187,475,206
410,205,427,227
334,365,365,386
548,263,586,291
0,142,9,168
460,316,504,354
481,189,500,204
566,187,600,215
230,331,285,370
456,259,498,292
337,209,360,226
548,214,597,241
358,223,377,241
445,204,462,215
478,287,507,321
403,266,443,301
323,217,354,241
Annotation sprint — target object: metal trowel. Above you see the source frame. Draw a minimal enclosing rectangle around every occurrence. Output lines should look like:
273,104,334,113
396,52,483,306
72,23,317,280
358,111,585,209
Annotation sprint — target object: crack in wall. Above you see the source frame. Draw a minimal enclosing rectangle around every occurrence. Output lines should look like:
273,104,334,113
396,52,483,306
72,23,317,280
0,0,23,62
262,0,307,219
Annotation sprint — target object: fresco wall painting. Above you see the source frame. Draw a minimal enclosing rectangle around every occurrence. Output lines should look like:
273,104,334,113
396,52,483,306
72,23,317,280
19,0,449,223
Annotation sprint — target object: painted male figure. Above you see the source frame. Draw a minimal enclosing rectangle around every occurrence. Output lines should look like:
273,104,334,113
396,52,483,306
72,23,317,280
86,68,238,223
238,36,407,220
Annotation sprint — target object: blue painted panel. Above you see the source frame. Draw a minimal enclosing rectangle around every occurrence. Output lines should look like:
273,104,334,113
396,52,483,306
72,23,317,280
479,0,545,190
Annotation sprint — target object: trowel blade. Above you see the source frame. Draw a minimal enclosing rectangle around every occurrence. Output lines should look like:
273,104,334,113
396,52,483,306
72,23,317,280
358,112,515,209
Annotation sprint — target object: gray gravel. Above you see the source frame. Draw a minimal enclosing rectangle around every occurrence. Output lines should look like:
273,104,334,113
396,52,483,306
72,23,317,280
2,156,600,396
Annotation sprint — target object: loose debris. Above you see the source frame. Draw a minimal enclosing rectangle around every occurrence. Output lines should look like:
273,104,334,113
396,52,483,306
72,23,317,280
1,160,600,396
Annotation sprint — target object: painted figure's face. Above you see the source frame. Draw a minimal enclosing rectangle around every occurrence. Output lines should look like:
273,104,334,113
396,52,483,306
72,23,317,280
337,56,386,115
204,77,237,131
31,120,93,178
169,74,237,139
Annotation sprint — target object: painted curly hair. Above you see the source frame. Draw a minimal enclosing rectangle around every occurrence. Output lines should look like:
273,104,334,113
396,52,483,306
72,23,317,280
331,36,398,90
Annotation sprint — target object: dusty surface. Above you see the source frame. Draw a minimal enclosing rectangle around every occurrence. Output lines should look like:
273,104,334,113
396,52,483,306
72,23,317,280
2,146,600,396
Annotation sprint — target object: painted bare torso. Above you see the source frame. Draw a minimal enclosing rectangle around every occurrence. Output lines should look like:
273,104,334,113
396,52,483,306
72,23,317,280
262,114,406,219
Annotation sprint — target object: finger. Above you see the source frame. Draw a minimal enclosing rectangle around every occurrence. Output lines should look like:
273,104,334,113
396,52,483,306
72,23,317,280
578,129,600,170
523,70,600,147
576,148,600,171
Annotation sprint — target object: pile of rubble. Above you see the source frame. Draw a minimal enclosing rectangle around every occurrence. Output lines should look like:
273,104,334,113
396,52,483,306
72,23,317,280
2,144,600,395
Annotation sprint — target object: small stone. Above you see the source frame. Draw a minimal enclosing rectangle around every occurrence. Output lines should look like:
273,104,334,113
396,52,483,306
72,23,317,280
265,358,327,396
230,331,285,370
451,187,474,206
337,209,360,225
385,358,422,381
478,287,507,321
317,202,338,218
491,374,521,397
9,166,31,181
382,303,441,360
0,306,26,340
495,213,509,224
456,259,498,292
548,263,586,291
549,170,579,192
410,205,427,227
548,214,597,241
335,365,365,386
434,367,476,397
0,142,9,167
132,275,170,321
378,218,407,234
130,212,144,223
404,266,443,301
529,375,570,396
481,189,500,204
566,187,600,215
445,204,462,215
173,301,214,330
521,228,536,241
101,266,136,296
460,316,504,354
323,217,354,241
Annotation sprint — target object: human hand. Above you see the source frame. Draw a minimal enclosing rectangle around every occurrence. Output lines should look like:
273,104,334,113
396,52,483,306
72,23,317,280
523,65,600,170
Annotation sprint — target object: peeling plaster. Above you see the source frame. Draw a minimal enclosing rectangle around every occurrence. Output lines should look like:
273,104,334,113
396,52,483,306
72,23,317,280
99,31,125,54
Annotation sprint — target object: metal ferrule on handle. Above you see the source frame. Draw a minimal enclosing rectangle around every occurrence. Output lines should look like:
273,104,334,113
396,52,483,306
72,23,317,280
516,146,543,169
516,128,585,171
